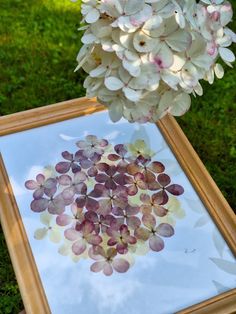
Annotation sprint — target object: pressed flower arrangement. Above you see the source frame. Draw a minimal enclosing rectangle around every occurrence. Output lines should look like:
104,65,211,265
25,136,185,276
76,0,235,123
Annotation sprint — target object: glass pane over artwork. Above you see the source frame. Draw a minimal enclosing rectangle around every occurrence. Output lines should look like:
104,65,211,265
0,111,235,314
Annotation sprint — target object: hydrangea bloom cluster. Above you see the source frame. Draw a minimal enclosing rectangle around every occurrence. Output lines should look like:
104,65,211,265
75,0,235,123
25,136,184,276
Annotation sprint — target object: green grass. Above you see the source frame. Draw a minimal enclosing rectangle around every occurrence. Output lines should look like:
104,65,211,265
0,1,235,313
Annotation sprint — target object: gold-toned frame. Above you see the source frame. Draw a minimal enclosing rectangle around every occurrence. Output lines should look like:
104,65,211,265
0,98,235,314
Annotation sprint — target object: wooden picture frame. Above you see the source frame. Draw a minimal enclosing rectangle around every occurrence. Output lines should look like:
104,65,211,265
0,97,235,314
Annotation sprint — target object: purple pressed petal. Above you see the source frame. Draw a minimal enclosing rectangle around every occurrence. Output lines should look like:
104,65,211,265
142,214,156,229
152,193,164,205
44,178,57,189
74,171,87,184
75,150,87,161
127,216,141,229
86,135,97,143
36,174,45,185
134,227,150,241
44,186,57,198
31,199,49,212
148,162,165,174
103,262,113,276
87,234,102,245
125,205,139,216
86,197,99,211
98,199,112,216
106,165,117,177
153,205,168,217
87,166,98,177
58,175,72,186
56,214,73,226
72,240,86,255
105,178,117,190
166,184,184,196
89,245,106,259
76,140,88,149
62,151,73,161
140,204,152,214
156,223,175,237
25,180,38,190
96,163,109,172
114,173,127,186
144,171,156,185
33,188,44,199
55,162,71,174
64,228,80,241
113,258,129,273
95,173,107,183
119,224,129,235
112,206,124,216
91,261,106,273
71,163,81,173
80,159,93,169
90,184,105,198
149,235,164,252
108,154,120,161
115,144,127,157
62,187,75,200
158,173,171,187
85,211,98,223
116,161,128,173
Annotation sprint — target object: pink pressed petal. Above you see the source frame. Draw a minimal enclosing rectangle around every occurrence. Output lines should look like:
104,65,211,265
89,246,105,260
116,243,128,254
127,184,138,196
166,184,184,195
99,139,108,147
82,220,94,235
152,193,164,205
126,205,139,216
56,214,73,226
127,216,141,229
156,223,175,237
148,181,162,191
137,180,148,190
97,162,109,172
31,199,48,212
142,214,156,229
55,162,71,174
140,204,152,214
64,228,80,241
153,205,168,217
154,191,169,205
127,235,137,245
25,180,38,190
44,186,57,198
149,235,164,252
91,261,106,273
113,258,130,273
107,238,117,246
72,240,86,255
158,173,171,187
140,193,151,204
120,224,129,235
87,234,102,245
87,167,98,177
134,227,150,241
103,262,113,276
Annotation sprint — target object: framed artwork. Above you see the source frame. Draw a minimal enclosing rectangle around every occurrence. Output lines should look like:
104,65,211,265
0,98,235,314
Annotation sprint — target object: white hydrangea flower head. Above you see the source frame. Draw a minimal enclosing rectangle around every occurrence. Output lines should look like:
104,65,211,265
75,0,235,123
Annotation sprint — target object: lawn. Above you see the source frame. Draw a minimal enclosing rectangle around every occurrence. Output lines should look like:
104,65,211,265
0,0,235,313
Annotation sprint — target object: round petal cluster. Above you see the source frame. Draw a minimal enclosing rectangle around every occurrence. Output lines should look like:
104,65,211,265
25,135,185,276
75,0,235,123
